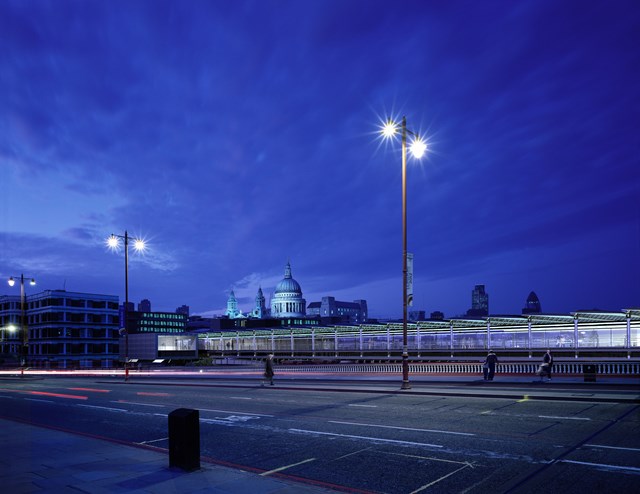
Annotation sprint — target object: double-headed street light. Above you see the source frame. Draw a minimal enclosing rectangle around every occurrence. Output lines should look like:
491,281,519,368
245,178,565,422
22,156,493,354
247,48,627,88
107,231,146,381
7,274,36,368
381,116,427,390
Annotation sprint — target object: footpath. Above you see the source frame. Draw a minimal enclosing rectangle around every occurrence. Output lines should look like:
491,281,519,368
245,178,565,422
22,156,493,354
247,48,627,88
0,417,334,493
1,373,638,493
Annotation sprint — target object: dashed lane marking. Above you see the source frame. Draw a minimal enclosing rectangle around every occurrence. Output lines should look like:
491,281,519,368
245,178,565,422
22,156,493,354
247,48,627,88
538,415,590,421
112,400,166,408
138,437,169,445
585,444,640,452
289,428,443,448
381,451,478,466
260,458,316,476
560,459,640,474
330,420,475,436
410,462,474,494
77,404,128,413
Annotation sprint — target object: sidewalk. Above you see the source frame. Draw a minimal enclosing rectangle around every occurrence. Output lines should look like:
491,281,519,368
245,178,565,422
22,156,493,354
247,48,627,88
0,419,335,494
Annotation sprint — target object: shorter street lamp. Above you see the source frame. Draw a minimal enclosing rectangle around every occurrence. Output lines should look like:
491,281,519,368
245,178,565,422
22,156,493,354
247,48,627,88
1,324,17,350
380,116,427,390
7,274,36,371
107,231,146,382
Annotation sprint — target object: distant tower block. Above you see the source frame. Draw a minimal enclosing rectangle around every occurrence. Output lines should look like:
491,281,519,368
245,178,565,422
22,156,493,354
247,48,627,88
522,291,542,314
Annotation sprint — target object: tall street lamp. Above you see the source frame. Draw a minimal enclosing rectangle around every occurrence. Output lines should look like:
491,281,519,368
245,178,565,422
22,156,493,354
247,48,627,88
381,116,427,390
7,274,36,370
107,231,146,381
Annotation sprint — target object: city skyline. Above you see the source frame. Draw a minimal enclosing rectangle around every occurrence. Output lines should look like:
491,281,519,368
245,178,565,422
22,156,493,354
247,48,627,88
1,1,639,318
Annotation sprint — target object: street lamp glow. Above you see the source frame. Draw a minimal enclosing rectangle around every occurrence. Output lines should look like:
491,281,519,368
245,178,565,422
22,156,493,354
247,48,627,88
7,277,15,287
382,120,398,139
107,235,119,249
410,137,427,159
133,239,146,252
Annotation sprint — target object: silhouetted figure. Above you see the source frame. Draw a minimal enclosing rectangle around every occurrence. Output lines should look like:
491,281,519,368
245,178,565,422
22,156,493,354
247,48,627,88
538,349,553,381
263,354,275,386
484,350,498,381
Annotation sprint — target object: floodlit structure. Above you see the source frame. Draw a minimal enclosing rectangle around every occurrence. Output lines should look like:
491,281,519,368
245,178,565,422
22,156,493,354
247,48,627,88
197,310,639,359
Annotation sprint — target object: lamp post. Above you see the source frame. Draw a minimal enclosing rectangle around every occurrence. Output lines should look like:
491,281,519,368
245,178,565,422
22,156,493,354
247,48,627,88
381,116,427,390
107,231,146,382
7,274,36,371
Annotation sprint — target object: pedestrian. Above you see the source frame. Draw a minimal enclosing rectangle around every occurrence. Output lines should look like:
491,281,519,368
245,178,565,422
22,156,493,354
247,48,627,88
484,350,498,381
538,349,553,381
263,354,275,386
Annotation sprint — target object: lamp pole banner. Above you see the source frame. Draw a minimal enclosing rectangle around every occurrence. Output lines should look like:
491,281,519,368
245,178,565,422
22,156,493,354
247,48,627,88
407,252,414,306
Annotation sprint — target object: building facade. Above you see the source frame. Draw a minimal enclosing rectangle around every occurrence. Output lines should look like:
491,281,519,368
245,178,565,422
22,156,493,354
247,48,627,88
307,296,368,324
126,310,187,334
522,291,542,314
1,290,120,369
467,284,489,317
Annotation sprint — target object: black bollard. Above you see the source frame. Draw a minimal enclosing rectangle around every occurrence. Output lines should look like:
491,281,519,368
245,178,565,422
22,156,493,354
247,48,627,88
168,408,200,471
583,363,597,382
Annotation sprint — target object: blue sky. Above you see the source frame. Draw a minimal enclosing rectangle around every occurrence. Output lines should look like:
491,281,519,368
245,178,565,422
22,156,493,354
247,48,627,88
1,0,638,318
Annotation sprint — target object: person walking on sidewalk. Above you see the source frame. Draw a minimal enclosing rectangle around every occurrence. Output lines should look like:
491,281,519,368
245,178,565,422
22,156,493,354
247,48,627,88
538,349,553,381
484,350,498,381
263,354,275,386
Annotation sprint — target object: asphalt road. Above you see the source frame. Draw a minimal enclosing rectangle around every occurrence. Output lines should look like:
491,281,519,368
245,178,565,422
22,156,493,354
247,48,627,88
1,376,638,493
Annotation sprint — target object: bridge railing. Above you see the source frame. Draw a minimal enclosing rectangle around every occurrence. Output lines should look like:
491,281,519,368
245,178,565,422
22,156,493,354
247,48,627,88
270,361,640,377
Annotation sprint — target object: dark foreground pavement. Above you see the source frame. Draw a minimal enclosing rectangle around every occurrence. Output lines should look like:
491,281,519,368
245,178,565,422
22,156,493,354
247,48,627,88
0,418,336,494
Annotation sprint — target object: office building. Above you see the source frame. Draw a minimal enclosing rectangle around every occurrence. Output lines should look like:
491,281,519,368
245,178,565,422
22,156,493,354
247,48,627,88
467,284,489,317
307,296,368,324
0,290,119,369
522,291,542,314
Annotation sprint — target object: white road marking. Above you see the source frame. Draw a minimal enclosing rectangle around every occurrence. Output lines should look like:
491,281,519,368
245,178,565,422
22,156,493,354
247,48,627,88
260,457,316,476
348,404,378,408
199,407,273,417
77,404,128,412
202,415,261,424
138,437,169,445
538,415,590,421
560,459,640,473
24,398,53,404
410,462,474,493
585,444,640,452
229,396,253,400
330,420,475,436
289,428,442,448
111,401,165,408
382,451,476,466
334,447,372,460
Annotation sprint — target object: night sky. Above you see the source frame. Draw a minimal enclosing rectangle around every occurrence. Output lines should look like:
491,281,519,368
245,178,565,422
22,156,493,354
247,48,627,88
1,0,639,319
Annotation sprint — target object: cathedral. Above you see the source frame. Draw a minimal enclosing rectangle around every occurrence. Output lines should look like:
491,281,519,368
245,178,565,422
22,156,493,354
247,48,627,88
225,261,306,319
